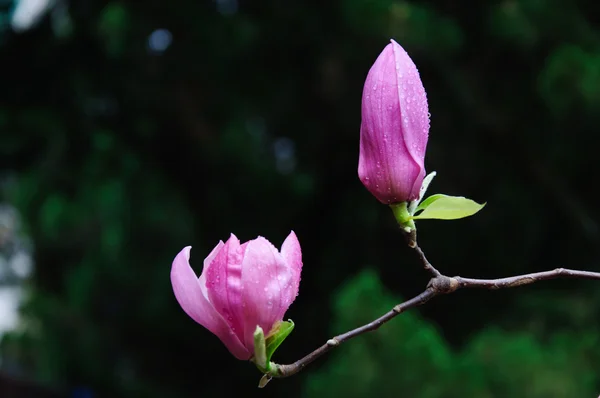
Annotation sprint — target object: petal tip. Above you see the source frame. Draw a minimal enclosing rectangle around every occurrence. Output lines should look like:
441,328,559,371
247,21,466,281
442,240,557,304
173,246,193,266
171,246,197,280
227,233,239,242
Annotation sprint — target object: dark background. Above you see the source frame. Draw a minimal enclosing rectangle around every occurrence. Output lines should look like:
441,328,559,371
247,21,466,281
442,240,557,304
1,0,600,397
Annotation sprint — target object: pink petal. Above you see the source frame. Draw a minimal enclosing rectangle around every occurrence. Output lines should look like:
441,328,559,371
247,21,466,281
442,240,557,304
390,39,429,198
240,237,293,350
198,240,225,300
205,234,247,345
278,231,302,320
171,246,251,360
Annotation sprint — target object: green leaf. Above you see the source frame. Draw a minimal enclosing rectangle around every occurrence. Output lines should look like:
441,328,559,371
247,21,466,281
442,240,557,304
414,193,446,213
412,194,485,220
265,320,295,363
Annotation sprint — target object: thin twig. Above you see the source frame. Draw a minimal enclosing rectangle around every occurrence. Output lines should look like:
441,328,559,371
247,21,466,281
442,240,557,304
265,245,600,383
413,243,441,277
271,289,436,378
454,268,600,289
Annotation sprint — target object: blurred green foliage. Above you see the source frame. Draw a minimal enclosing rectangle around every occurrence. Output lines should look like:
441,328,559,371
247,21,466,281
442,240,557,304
0,0,599,397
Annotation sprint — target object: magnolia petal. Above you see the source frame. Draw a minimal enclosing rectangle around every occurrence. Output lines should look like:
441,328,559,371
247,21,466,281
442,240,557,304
240,237,293,350
391,39,429,198
205,234,246,344
198,240,224,299
278,231,302,320
171,246,250,360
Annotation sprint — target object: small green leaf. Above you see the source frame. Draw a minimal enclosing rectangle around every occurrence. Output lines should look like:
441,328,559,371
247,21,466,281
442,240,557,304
265,320,295,363
414,193,446,213
411,194,485,220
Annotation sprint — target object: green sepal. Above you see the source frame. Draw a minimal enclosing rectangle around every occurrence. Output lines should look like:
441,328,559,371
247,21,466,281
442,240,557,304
390,202,416,232
265,320,295,363
252,325,269,372
411,194,485,220
408,171,437,215
258,374,272,388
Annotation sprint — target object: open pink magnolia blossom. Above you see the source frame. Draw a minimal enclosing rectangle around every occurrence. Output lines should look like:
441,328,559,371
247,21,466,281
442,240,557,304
358,39,430,204
170,232,302,360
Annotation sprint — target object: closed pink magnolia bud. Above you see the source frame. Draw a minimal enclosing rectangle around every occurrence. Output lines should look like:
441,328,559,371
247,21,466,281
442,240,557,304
358,39,430,204
170,232,302,360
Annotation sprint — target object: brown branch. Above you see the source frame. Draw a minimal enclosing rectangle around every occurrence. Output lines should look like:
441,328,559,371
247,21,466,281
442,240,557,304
263,245,600,385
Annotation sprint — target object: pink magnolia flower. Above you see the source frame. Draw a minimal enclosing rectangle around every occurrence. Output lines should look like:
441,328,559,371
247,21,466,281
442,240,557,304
358,39,430,204
170,232,302,360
